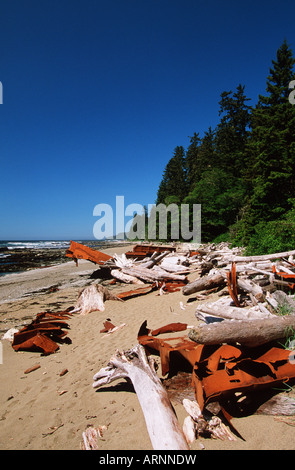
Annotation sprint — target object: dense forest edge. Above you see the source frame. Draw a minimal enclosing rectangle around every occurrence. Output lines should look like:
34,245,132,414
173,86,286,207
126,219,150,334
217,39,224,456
132,40,295,256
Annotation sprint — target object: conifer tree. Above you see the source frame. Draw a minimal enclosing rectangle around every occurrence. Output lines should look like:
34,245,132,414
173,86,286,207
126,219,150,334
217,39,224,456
156,146,187,205
239,41,295,236
185,133,201,192
214,84,251,176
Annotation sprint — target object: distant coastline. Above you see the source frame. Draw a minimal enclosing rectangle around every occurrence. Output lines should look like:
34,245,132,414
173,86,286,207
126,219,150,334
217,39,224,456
0,239,129,276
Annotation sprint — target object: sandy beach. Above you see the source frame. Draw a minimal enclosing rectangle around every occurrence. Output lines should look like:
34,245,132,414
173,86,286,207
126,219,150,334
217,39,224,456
1,244,295,451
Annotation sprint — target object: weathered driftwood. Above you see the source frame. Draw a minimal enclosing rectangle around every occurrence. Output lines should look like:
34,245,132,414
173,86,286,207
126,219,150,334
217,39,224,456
189,314,295,347
110,269,145,284
81,425,107,450
121,265,186,283
182,398,236,442
182,272,226,296
140,251,170,268
195,301,273,322
73,284,122,315
152,265,188,280
256,394,295,416
229,249,295,263
237,278,265,302
92,344,189,450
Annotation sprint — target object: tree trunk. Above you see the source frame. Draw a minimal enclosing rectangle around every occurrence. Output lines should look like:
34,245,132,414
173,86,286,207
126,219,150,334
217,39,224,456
182,272,226,296
73,284,122,315
189,314,295,347
92,344,189,450
121,266,187,283
110,269,145,284
229,249,295,263
237,278,265,302
195,303,273,321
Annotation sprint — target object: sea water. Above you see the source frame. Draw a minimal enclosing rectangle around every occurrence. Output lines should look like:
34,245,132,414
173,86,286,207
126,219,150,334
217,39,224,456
0,240,120,277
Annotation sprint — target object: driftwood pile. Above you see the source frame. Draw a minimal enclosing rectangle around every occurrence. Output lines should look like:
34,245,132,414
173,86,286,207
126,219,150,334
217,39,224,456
182,243,295,347
91,242,295,450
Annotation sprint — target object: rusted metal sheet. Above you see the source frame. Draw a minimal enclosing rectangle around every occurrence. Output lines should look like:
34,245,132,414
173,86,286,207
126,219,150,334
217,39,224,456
138,321,295,414
227,262,241,307
272,265,295,290
12,310,72,355
66,240,113,265
192,344,295,411
116,284,157,300
158,280,187,293
138,321,203,376
125,244,175,259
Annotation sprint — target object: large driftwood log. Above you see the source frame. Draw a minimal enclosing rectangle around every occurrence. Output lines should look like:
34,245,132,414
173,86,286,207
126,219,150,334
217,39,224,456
182,272,226,296
195,301,273,322
139,251,170,268
121,266,186,283
237,278,265,302
73,284,122,315
110,269,145,284
229,249,295,263
189,314,295,347
92,344,189,450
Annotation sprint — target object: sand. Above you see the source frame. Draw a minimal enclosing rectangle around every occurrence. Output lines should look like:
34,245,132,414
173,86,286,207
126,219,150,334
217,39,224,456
0,244,295,451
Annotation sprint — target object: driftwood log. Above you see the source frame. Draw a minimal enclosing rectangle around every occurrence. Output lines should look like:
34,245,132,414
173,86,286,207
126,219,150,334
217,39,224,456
92,344,189,450
189,314,295,347
195,302,273,322
110,269,145,284
121,266,186,283
229,249,295,263
73,284,122,315
237,278,265,302
182,272,226,296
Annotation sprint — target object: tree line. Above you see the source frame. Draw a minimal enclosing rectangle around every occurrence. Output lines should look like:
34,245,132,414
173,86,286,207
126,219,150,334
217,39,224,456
153,40,295,254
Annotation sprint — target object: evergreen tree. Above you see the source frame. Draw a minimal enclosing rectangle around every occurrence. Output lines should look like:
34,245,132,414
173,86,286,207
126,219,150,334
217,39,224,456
185,132,201,192
235,40,295,246
214,84,251,176
234,41,295,253
156,146,187,205
198,126,216,172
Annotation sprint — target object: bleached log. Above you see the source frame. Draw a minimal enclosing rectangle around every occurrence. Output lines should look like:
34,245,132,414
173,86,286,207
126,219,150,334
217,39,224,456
121,265,186,283
73,284,122,315
229,249,295,263
113,253,135,268
159,260,191,273
152,265,188,280
139,251,170,268
110,269,144,284
182,272,226,296
237,278,265,302
189,314,295,347
195,302,273,321
92,344,189,450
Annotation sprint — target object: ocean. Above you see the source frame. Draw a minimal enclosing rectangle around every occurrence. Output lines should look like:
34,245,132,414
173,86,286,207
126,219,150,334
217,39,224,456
0,240,117,276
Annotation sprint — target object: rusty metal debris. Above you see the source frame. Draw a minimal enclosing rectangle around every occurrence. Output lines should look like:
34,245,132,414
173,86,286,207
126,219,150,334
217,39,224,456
138,320,295,421
272,265,295,291
12,309,72,355
227,262,241,307
66,240,113,266
116,284,157,300
125,244,176,259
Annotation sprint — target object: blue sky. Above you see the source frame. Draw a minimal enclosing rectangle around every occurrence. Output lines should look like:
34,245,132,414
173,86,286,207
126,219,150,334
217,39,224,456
0,0,295,240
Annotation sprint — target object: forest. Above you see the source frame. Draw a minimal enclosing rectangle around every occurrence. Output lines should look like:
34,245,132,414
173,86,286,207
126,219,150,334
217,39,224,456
152,40,295,255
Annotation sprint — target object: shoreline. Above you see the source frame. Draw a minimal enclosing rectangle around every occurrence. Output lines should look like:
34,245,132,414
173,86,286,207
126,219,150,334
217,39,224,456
0,240,133,276
1,243,295,450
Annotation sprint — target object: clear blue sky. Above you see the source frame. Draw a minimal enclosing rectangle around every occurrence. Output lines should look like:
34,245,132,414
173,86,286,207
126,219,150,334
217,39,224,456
1,0,295,240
